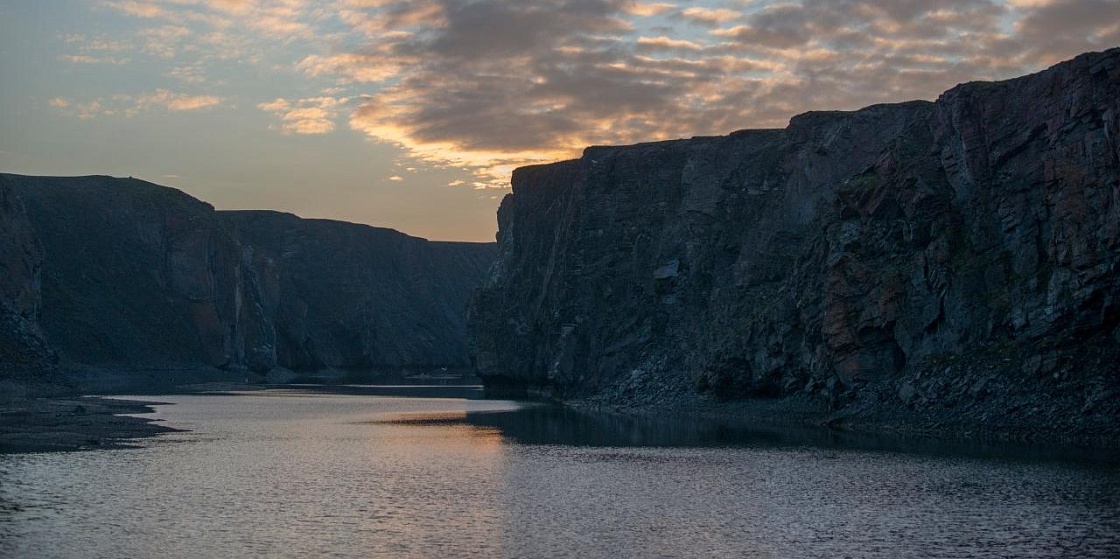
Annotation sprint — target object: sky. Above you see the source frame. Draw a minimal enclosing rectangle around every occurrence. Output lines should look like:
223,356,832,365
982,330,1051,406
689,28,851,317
1,1,1118,242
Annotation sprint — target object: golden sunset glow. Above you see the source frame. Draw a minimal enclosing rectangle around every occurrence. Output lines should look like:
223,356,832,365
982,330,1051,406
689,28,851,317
1,0,1118,239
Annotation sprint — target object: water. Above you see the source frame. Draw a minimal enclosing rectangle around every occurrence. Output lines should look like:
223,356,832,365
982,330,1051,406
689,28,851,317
1,389,1118,558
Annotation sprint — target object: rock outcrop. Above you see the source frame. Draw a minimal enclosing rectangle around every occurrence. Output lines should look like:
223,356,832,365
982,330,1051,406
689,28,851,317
0,174,496,387
469,48,1120,442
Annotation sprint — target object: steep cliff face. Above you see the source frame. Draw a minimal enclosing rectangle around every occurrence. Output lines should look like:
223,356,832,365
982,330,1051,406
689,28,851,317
2,174,271,373
222,210,497,371
0,175,497,385
0,181,54,379
469,49,1120,437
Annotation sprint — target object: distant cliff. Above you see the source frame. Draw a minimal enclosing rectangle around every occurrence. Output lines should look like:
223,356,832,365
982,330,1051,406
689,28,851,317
0,174,496,387
222,210,495,372
469,48,1120,443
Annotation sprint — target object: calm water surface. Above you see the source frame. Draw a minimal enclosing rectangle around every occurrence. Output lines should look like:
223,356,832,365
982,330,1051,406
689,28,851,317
1,389,1118,558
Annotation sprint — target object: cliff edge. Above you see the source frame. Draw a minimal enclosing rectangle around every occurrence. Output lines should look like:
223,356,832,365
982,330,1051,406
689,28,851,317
469,48,1120,445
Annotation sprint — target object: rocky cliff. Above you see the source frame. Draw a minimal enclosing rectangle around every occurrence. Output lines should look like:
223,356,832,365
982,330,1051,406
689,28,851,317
0,181,54,383
0,174,496,388
469,48,1120,443
222,210,496,372
2,175,263,377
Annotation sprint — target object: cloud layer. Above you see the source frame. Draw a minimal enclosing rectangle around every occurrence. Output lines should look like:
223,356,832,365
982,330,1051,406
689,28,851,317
51,90,223,119
75,0,1120,187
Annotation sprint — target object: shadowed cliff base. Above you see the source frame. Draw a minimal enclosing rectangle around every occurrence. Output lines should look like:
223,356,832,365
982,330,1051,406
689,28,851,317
469,48,1120,448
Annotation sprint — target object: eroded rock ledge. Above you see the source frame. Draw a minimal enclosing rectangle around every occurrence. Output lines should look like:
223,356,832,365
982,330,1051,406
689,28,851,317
469,48,1120,445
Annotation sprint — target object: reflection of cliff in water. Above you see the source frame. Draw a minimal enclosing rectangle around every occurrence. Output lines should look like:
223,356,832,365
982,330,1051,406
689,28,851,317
461,405,858,448
461,404,1120,464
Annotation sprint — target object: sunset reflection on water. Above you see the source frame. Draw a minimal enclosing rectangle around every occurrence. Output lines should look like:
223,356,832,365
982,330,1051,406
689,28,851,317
2,390,1118,558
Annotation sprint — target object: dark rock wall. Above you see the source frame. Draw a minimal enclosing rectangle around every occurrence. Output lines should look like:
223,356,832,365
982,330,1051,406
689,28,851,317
2,175,269,371
0,181,53,378
222,210,497,370
0,174,497,378
469,48,1120,416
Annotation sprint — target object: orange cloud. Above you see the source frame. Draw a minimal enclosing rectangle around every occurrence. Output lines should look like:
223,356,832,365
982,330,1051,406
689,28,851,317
103,0,167,19
210,0,256,14
297,53,403,84
257,96,349,135
680,7,742,25
636,36,705,50
625,2,677,17
50,89,223,119
160,93,222,111
59,54,131,65
104,0,312,38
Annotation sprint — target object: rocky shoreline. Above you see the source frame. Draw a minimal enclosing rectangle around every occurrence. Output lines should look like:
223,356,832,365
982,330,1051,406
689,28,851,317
562,333,1120,450
3,378,1115,458
0,395,180,454
571,369,1120,452
594,397,1118,450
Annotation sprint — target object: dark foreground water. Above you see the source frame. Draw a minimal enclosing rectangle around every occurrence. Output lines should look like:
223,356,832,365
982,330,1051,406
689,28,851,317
1,389,1118,558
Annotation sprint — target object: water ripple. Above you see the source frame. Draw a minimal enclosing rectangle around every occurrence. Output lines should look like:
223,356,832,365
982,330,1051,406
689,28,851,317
1,391,1117,558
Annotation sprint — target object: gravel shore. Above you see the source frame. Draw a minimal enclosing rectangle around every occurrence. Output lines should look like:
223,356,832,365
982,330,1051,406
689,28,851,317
0,396,180,453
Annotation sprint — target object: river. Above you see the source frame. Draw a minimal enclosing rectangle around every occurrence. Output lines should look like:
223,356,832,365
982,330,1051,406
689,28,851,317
1,388,1118,558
